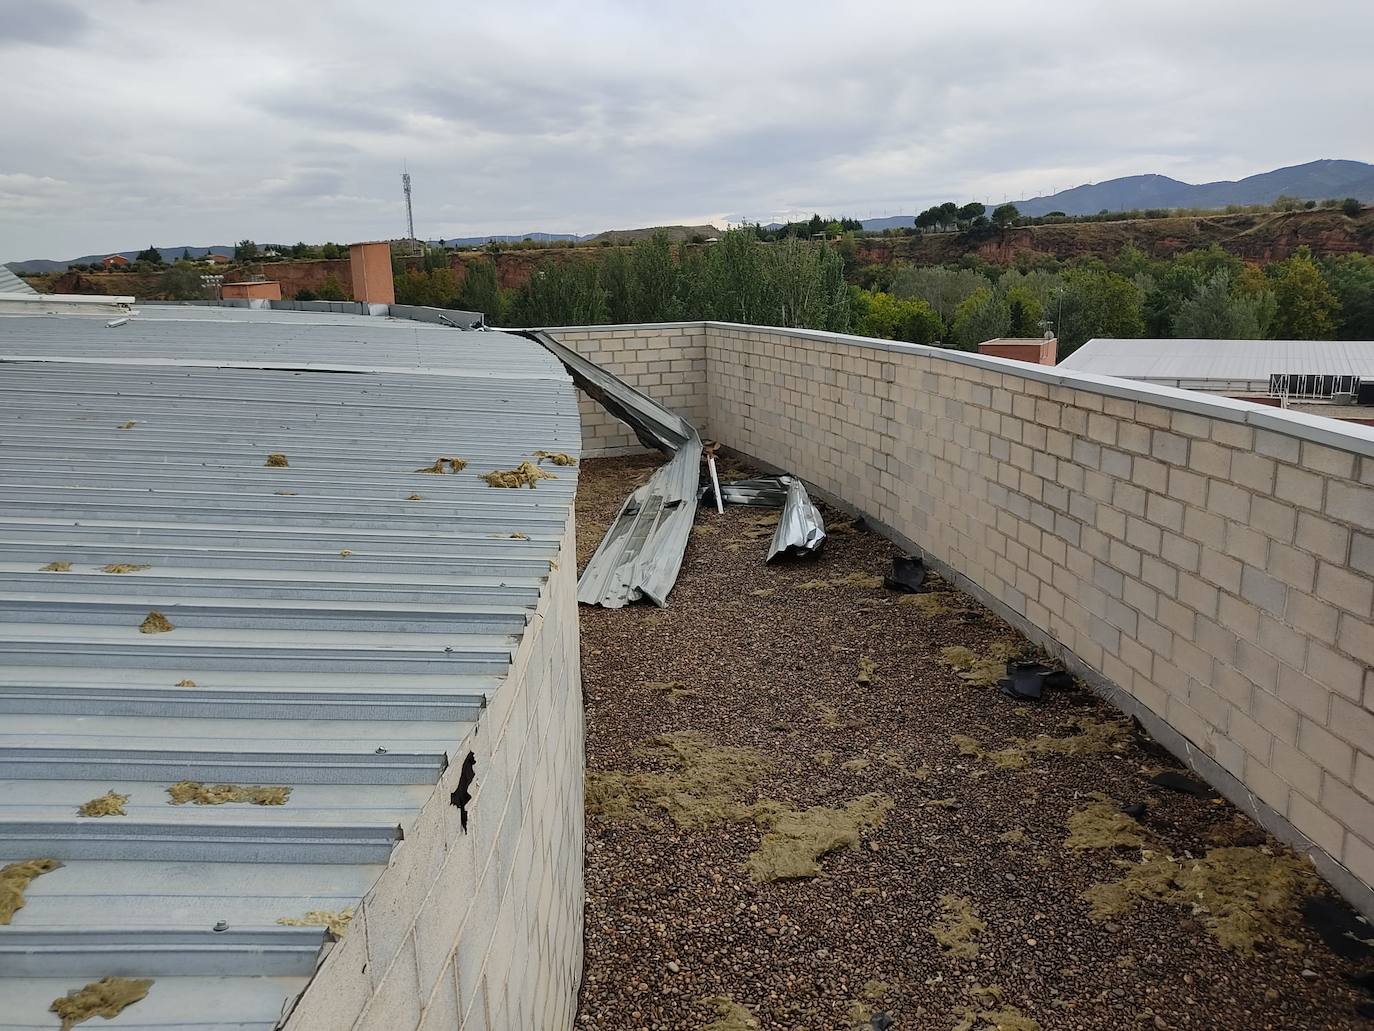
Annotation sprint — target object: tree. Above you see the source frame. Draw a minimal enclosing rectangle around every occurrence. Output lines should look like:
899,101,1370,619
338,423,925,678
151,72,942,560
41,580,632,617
1175,243,1244,282
454,258,505,321
854,263,895,292
772,236,850,331
509,260,609,327
957,202,986,225
234,240,258,262
852,290,941,344
394,267,459,308
1004,285,1045,336
135,245,163,265
158,265,203,300
1111,242,1154,279
628,232,681,322
1171,272,1275,339
991,203,1020,227
316,275,348,301
914,207,941,231
1341,197,1363,217
700,228,769,324
994,268,1061,312
1054,265,1145,355
1322,254,1374,339
180,249,192,262
889,265,991,327
1269,247,1339,339
1143,263,1202,336
950,288,1011,349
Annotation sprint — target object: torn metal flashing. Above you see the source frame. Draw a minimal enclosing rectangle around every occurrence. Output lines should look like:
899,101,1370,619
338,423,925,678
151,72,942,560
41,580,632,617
518,330,694,454
707,475,827,561
768,476,827,562
576,442,701,608
518,329,702,608
709,477,790,508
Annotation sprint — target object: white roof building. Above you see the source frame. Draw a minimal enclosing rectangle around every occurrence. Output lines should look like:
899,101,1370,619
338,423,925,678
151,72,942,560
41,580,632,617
1061,338,1374,395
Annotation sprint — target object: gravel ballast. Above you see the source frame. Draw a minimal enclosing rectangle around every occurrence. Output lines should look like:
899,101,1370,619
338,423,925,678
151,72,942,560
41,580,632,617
575,455,1373,1031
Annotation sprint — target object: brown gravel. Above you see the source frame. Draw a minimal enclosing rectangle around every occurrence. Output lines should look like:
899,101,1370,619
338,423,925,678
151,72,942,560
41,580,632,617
575,455,1374,1031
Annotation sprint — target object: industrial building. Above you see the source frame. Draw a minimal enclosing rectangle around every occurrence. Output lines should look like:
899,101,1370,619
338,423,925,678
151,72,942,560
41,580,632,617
1061,337,1374,422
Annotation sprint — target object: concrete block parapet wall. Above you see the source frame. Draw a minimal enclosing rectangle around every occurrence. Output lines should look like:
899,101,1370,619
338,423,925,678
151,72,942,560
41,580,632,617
553,320,1374,917
284,518,584,1031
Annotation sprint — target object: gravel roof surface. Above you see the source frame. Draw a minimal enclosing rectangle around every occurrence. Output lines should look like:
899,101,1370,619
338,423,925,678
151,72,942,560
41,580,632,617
575,454,1374,1031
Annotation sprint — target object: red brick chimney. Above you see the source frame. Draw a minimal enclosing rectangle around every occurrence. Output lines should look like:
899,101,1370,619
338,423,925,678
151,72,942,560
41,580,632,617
349,242,395,305
977,336,1058,366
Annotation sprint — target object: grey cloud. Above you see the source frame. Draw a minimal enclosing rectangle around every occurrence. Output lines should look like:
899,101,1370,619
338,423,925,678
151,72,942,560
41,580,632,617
0,0,91,48
1,0,1371,261
253,92,409,135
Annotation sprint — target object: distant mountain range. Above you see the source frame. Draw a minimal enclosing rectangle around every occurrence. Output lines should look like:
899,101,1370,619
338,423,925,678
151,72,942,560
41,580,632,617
1009,159,1374,217
437,231,581,247
8,160,1372,274
438,224,719,247
9,245,233,275
782,160,1374,230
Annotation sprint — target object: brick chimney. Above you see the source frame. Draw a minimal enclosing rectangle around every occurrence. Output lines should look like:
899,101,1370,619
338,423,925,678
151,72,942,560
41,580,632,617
977,336,1058,366
348,242,395,305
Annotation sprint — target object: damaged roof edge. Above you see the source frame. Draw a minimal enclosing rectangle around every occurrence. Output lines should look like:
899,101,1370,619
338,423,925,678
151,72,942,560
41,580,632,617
513,330,694,454
512,329,702,608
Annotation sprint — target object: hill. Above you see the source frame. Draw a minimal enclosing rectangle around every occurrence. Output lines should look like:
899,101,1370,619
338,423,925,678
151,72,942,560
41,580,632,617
858,215,915,232
438,231,580,247
8,244,234,274
852,206,1374,267
1013,159,1374,216
583,224,719,244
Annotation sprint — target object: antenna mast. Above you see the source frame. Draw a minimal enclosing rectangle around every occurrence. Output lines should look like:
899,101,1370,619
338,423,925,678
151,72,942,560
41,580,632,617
401,169,415,242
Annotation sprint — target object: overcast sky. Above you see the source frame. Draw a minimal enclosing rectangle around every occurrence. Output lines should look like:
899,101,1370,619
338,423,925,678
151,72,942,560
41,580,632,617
2,0,1371,261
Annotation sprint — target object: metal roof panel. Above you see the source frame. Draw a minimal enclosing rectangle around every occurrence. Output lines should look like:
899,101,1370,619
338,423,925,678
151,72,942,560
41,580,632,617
0,306,578,1018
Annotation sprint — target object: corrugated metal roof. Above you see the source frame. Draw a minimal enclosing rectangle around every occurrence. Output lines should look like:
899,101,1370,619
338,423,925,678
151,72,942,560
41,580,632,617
0,266,38,296
1061,338,1374,385
0,306,579,1028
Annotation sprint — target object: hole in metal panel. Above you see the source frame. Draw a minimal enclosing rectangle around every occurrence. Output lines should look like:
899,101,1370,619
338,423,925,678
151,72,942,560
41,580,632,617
450,752,477,831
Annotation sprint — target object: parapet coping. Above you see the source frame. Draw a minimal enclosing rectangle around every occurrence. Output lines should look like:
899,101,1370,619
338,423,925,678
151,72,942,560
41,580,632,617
536,321,1374,459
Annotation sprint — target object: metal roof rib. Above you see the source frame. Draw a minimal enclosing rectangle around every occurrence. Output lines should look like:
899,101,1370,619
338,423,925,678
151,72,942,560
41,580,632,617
0,305,578,1029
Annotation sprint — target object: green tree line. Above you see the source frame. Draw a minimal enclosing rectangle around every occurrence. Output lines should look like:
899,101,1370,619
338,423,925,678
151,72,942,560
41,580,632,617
865,244,1370,354
395,229,851,332
391,230,1372,356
